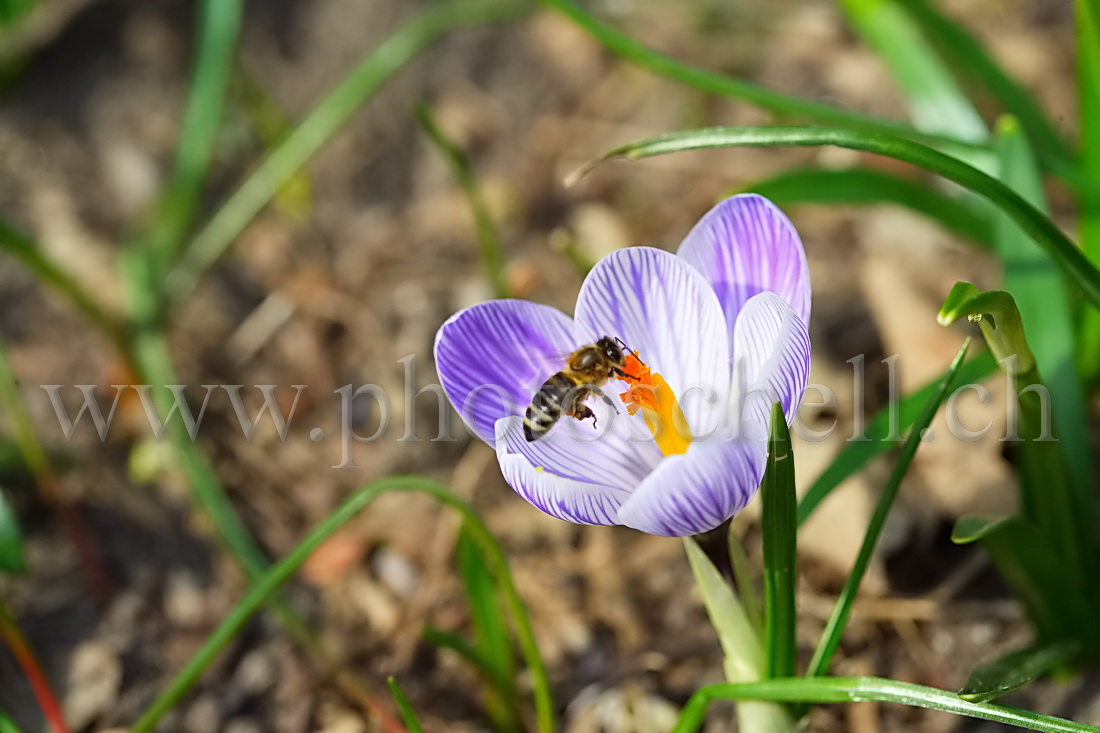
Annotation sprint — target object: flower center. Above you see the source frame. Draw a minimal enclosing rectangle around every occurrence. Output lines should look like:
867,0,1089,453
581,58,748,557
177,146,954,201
618,351,692,456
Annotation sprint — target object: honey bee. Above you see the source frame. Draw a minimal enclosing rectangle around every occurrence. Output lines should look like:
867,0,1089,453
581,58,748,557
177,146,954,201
524,336,634,441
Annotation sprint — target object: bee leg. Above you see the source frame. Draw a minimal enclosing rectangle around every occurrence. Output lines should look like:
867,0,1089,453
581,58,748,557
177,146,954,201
614,367,641,381
597,391,619,413
571,403,598,429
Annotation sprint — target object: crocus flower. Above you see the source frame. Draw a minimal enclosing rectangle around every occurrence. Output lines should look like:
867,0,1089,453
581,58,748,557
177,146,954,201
434,194,811,536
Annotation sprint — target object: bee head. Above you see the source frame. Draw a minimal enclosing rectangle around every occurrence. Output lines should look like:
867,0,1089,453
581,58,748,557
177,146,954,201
597,335,625,364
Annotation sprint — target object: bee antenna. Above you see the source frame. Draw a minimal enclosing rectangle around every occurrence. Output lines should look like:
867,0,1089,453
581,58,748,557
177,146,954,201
615,336,632,352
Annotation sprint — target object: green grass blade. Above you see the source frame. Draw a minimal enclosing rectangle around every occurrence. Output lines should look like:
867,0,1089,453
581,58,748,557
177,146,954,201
457,525,522,732
0,489,25,575
806,339,971,678
422,626,499,680
575,126,1100,310
0,710,24,733
738,167,993,245
0,0,35,27
387,677,425,733
165,0,523,306
903,0,1072,163
839,0,987,144
977,519,1100,649
761,402,797,680
538,0,988,149
142,0,242,272
131,476,554,733
992,116,1097,586
671,676,1100,733
952,514,1013,544
235,70,314,222
126,327,272,581
958,642,1078,704
0,219,123,348
1077,0,1100,380
416,103,510,299
797,349,997,525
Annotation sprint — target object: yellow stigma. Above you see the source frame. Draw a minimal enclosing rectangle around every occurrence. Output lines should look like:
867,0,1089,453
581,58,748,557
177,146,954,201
618,352,692,456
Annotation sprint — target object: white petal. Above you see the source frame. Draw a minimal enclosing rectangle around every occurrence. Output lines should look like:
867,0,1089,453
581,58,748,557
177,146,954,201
496,402,663,493
731,292,812,439
616,437,766,536
573,247,731,438
495,420,633,526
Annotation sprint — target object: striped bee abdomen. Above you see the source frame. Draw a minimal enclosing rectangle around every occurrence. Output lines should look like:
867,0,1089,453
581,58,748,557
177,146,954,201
524,372,576,441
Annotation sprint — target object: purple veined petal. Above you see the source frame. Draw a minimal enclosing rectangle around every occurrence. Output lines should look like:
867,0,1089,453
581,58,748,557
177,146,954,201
616,436,767,536
731,291,812,439
495,420,633,526
496,392,663,492
677,194,811,344
435,299,578,443
573,247,731,438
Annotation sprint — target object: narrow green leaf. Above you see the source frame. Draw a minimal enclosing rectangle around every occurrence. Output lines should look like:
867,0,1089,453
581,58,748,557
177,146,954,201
684,537,764,681
937,281,1035,372
236,70,314,221
0,490,25,575
959,642,1078,704
127,328,272,583
761,402,796,680
951,514,1013,544
738,167,993,245
416,103,509,299
839,0,987,145
806,339,971,678
457,528,513,678
797,349,997,526
902,0,1072,163
0,0,35,27
387,677,425,733
165,0,524,306
422,626,498,681
1077,0,1100,380
121,323,391,716
131,476,554,733
141,0,243,275
672,676,1100,733
977,519,1100,649
457,525,522,732
0,710,24,733
575,126,1100,311
0,218,123,347
939,283,1086,599
538,0,981,148
684,537,790,732
991,117,1097,592
726,529,763,636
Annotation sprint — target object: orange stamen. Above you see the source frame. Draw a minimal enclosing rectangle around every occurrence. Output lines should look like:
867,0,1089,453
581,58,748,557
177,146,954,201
618,352,692,456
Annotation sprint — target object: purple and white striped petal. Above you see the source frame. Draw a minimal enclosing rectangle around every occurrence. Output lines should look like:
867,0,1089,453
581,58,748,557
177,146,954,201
677,194,811,343
496,422,633,526
616,436,766,536
574,247,731,438
496,399,662,492
435,300,577,443
731,291,812,439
